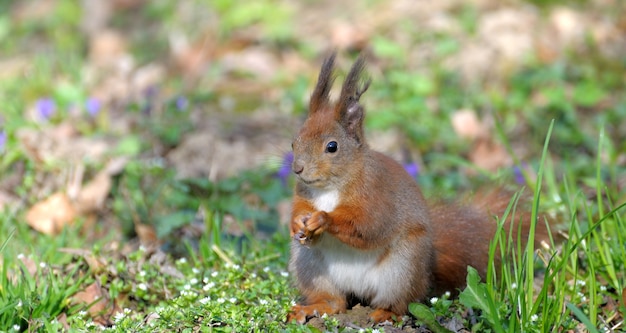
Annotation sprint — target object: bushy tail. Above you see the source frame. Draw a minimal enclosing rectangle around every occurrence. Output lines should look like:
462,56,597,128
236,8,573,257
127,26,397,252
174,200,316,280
428,188,551,295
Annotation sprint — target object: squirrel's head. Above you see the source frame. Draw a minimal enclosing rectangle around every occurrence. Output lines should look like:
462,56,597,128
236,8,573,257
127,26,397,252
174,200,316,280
291,53,371,190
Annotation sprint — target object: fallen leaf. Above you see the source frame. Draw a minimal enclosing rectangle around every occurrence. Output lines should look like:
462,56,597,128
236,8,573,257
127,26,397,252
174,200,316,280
26,192,78,235
19,255,39,277
56,312,70,331
89,29,129,67
451,109,485,140
469,138,511,172
104,157,129,176
144,312,160,325
330,21,368,50
135,222,159,245
75,171,111,214
71,282,120,326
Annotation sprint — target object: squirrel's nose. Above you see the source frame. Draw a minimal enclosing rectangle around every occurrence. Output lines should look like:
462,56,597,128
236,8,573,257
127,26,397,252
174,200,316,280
293,161,304,175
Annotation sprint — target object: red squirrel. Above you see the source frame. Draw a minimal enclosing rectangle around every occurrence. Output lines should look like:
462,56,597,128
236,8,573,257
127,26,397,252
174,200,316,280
287,54,549,324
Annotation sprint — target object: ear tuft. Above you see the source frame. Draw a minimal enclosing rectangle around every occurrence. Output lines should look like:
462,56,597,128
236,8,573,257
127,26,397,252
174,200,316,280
309,53,336,114
336,55,371,143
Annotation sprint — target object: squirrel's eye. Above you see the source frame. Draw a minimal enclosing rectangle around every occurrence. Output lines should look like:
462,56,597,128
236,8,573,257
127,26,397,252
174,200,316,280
325,141,338,153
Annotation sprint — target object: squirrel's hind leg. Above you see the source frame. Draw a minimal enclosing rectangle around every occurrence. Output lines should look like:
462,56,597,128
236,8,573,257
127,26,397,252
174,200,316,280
369,308,402,323
287,292,347,324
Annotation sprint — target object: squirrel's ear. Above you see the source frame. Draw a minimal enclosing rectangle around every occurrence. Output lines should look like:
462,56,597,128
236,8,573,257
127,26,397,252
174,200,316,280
336,55,371,143
309,53,336,115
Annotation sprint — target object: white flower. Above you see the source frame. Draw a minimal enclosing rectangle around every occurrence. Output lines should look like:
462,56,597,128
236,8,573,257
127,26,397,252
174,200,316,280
78,310,88,317
199,297,211,304
16,300,22,308
39,262,47,268
114,311,125,322
600,285,607,291
203,277,209,284
217,298,225,304
190,278,199,285
511,283,518,290
192,268,200,274
232,264,241,270
229,297,237,303
138,283,148,291
177,258,187,264
17,253,25,260
530,314,538,322
139,270,147,277
263,267,270,273
280,271,289,277
203,282,215,291
251,273,257,278
259,299,269,305
430,297,438,304
183,284,191,290
13,324,20,331
211,271,218,277
444,291,451,298
576,280,586,287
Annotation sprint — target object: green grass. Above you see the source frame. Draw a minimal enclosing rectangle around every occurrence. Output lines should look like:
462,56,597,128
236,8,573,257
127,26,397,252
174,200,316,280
1,1,625,332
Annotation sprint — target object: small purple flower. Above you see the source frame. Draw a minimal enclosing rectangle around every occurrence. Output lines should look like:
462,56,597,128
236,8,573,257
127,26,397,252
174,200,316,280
85,97,101,117
175,96,189,111
36,98,56,120
0,130,6,151
144,86,159,99
276,152,294,186
403,162,419,178
513,164,526,185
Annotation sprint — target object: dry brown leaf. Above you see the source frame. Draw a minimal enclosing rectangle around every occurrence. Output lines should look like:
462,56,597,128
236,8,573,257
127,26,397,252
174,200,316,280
19,255,39,277
144,312,160,325
451,109,485,140
105,157,129,175
469,138,511,172
135,222,159,245
25,192,78,235
75,171,111,214
89,29,129,67
56,312,70,331
71,282,120,326
330,22,368,50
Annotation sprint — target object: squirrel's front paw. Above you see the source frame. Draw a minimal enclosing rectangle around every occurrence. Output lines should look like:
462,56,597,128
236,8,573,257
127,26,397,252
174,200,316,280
301,211,329,244
291,211,329,245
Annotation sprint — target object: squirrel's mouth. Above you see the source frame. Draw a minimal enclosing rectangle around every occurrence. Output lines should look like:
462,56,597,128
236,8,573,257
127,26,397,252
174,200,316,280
297,176,321,186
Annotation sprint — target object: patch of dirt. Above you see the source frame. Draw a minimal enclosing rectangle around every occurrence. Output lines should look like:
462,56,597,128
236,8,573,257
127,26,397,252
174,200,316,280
166,110,299,180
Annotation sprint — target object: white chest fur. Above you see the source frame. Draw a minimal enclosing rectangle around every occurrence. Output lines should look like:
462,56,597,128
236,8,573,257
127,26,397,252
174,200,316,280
311,189,339,212
317,235,405,306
